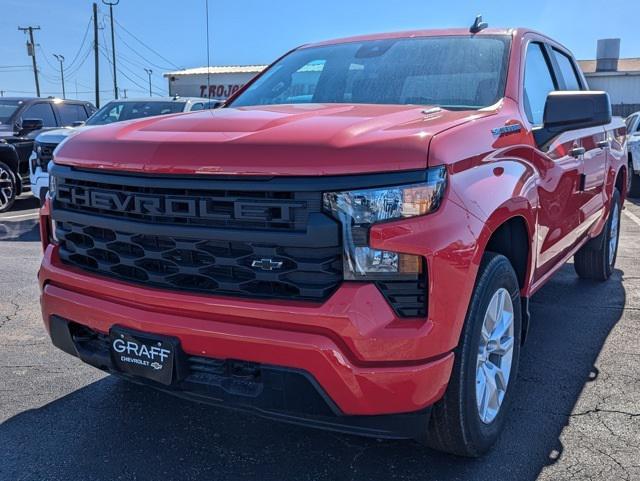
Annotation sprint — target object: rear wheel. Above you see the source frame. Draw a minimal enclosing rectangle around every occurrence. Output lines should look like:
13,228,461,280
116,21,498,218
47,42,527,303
574,189,621,281
629,156,640,198
426,253,521,457
0,161,17,213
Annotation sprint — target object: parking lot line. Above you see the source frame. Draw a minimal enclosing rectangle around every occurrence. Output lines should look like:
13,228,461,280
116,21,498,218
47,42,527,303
624,208,640,227
0,212,40,220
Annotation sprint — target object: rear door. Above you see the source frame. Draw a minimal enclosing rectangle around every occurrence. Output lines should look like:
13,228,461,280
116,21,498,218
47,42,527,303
550,47,608,227
523,41,591,277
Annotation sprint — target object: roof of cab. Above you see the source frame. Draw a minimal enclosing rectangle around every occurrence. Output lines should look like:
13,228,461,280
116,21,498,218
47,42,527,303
302,27,520,49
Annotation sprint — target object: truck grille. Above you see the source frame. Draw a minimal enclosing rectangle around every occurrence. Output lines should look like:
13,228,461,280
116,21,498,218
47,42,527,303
55,220,342,300
37,142,58,163
51,166,343,302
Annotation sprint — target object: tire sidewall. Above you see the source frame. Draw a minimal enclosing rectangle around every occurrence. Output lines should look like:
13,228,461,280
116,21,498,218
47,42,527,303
460,256,522,452
604,189,622,277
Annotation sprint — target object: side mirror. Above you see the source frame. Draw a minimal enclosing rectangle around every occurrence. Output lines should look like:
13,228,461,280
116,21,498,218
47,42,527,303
20,118,44,135
534,91,611,149
71,120,85,127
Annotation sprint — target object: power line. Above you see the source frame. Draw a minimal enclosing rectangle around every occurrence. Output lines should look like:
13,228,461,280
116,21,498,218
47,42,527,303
100,26,165,95
113,17,181,70
65,15,93,72
109,19,177,71
98,48,163,97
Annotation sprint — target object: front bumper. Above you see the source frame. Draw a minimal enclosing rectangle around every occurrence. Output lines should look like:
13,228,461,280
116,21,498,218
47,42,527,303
48,314,432,439
39,190,485,428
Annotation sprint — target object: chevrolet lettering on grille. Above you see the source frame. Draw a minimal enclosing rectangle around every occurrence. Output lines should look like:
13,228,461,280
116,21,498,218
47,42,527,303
56,185,301,222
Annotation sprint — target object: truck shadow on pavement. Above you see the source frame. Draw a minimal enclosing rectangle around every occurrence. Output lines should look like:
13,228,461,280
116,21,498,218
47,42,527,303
0,265,626,481
0,219,39,242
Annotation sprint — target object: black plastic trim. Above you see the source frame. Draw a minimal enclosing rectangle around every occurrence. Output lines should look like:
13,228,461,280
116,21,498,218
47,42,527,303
51,164,431,192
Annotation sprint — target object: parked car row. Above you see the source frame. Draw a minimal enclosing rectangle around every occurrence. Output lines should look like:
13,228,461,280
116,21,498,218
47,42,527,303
0,96,218,211
0,97,96,212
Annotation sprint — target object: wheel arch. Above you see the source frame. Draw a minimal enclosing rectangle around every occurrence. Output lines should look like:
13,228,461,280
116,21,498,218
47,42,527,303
472,201,536,344
0,143,20,174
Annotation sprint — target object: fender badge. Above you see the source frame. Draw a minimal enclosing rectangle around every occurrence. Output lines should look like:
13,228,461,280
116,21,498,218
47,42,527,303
492,124,522,138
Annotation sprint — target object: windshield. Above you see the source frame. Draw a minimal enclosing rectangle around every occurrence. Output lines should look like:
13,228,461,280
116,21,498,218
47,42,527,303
230,36,510,110
0,100,21,125
86,101,187,126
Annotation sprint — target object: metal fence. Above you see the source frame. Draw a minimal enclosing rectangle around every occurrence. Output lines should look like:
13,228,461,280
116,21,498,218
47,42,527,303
613,104,640,118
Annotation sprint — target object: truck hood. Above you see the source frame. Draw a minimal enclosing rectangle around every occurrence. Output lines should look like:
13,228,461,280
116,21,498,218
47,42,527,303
55,104,495,176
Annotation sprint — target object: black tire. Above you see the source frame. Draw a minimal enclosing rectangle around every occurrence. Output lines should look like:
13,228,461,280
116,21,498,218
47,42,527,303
574,189,621,281
426,253,522,457
0,161,17,213
629,156,640,198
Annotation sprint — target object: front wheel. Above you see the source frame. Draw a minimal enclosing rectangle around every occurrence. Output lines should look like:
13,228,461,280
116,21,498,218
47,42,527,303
574,189,621,281
0,161,17,213
426,253,522,457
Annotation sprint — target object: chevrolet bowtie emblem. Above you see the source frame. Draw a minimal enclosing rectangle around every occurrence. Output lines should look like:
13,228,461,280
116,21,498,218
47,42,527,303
251,258,284,271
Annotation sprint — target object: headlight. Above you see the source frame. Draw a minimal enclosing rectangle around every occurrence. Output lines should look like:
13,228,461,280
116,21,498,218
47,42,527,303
49,171,57,198
323,166,446,279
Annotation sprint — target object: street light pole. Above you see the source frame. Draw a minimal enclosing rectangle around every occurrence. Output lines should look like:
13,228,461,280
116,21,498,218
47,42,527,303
102,0,119,99
53,54,66,99
144,68,153,97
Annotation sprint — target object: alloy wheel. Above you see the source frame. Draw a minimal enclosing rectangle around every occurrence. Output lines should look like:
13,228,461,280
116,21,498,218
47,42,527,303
0,166,14,211
476,287,515,424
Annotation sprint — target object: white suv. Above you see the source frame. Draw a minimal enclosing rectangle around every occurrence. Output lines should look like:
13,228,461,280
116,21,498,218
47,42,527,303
30,97,219,203
625,112,640,197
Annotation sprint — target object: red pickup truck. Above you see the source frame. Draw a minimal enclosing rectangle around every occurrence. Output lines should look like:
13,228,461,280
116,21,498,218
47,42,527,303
38,25,627,457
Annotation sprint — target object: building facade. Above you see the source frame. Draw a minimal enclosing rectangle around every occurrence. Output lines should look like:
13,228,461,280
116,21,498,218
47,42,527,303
578,39,640,118
163,65,267,99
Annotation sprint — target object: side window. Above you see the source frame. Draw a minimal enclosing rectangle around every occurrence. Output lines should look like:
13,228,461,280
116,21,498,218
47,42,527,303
190,102,205,111
22,102,57,127
523,43,557,126
552,49,582,90
58,103,90,126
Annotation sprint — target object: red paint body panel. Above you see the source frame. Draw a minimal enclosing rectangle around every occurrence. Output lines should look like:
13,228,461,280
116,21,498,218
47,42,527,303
39,27,628,417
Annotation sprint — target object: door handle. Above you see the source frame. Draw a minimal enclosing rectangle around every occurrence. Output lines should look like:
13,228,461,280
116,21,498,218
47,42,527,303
570,147,585,158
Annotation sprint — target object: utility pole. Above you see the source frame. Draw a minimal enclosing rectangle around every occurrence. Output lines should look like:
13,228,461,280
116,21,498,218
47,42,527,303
53,54,66,99
144,68,153,97
93,2,100,108
122,88,127,99
18,26,41,97
102,0,119,99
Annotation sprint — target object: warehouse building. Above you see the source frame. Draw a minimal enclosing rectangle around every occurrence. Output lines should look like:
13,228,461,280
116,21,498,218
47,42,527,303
165,39,640,118
578,39,640,117
164,65,266,99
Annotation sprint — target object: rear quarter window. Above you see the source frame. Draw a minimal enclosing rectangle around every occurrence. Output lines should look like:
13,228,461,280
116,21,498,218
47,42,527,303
552,49,583,91
58,103,90,126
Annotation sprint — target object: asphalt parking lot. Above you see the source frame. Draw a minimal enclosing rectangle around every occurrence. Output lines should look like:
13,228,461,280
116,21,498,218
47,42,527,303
1,194,639,481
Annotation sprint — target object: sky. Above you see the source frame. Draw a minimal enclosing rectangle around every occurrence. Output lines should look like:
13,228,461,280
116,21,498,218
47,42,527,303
1,0,639,103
